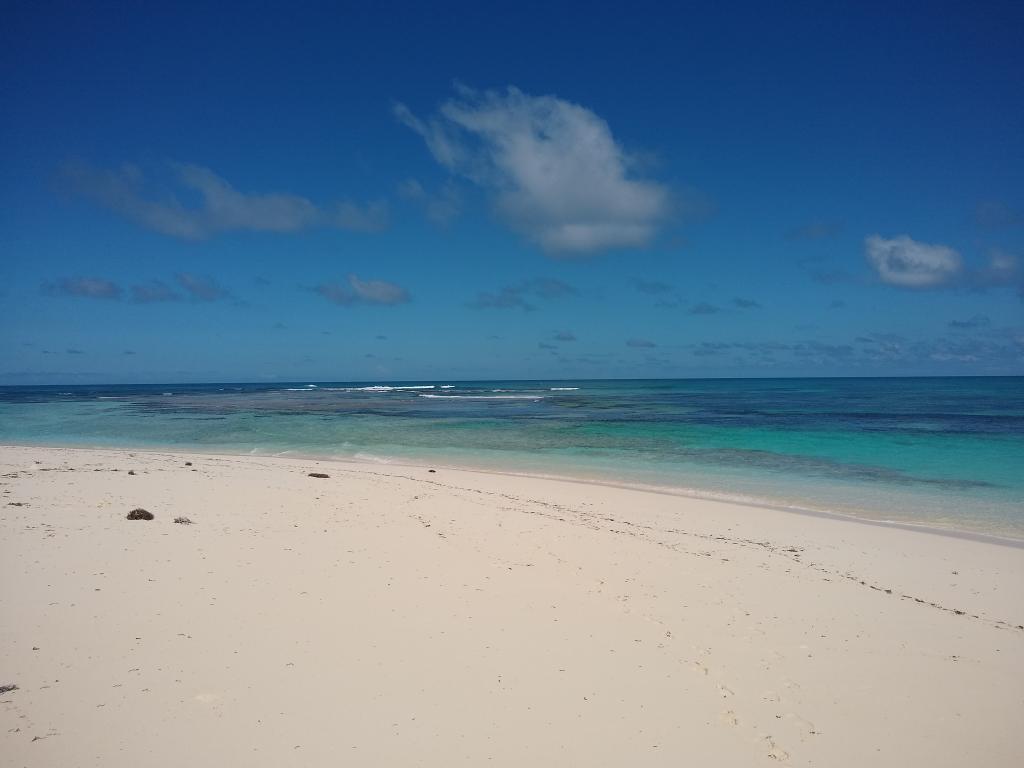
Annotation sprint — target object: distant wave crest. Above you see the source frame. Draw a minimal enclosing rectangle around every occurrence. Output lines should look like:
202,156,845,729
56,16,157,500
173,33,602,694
283,384,436,393
356,385,435,392
419,394,544,400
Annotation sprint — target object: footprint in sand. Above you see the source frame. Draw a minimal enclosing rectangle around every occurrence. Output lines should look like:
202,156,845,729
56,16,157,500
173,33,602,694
762,734,790,761
719,710,739,726
784,712,817,737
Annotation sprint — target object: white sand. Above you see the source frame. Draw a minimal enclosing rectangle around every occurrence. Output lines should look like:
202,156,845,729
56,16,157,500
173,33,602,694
1,445,1022,766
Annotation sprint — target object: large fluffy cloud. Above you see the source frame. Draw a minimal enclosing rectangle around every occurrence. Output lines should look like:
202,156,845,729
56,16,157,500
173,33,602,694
62,161,388,239
395,86,671,254
864,235,963,288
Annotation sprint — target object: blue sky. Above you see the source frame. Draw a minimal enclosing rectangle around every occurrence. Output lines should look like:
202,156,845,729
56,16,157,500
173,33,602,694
2,0,1022,384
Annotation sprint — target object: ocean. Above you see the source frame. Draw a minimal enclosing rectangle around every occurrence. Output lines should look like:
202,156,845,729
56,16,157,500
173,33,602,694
1,377,1022,539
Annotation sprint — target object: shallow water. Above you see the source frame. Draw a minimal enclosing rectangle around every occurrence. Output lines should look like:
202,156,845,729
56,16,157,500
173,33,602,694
1,377,1022,537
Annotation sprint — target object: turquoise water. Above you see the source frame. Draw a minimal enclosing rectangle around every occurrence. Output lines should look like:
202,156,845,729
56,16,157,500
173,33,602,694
1,378,1022,538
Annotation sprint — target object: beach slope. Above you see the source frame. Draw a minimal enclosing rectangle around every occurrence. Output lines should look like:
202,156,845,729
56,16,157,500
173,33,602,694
1,445,1022,766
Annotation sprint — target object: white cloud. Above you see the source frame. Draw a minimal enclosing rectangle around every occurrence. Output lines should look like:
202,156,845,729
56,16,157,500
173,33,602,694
131,280,181,303
42,277,122,299
176,273,229,302
396,86,670,254
973,248,1020,288
467,278,576,310
316,275,410,307
329,200,390,232
626,338,657,348
349,275,409,304
397,178,461,226
864,235,962,288
63,161,388,239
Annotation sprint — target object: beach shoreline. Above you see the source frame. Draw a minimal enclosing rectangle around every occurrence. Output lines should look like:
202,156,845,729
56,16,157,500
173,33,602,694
3,377,1021,543
2,444,1023,766
3,440,1022,547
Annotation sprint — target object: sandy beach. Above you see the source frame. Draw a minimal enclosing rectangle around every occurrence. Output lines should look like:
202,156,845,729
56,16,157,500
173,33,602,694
1,444,1022,766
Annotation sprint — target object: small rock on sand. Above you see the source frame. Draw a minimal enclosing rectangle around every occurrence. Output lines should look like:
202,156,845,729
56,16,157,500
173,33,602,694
126,508,154,520
308,472,330,479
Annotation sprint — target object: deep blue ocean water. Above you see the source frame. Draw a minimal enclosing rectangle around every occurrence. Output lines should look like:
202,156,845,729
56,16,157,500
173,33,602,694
1,377,1022,538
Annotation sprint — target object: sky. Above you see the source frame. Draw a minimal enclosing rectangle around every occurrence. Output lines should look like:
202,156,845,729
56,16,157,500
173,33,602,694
1,0,1022,384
